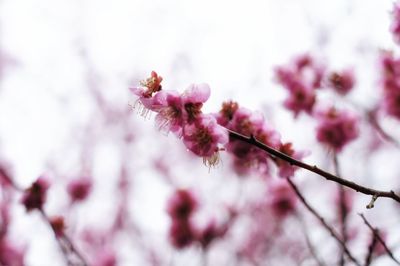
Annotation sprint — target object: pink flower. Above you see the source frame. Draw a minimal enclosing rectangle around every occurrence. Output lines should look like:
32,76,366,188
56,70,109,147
129,71,164,117
0,239,25,266
379,52,400,120
283,83,316,117
229,107,264,137
146,83,211,135
275,53,324,117
21,177,49,212
391,3,400,44
93,249,117,266
225,106,281,177
166,189,198,220
49,216,65,238
130,71,163,99
183,115,228,158
275,142,307,178
327,69,355,95
181,83,210,122
268,181,297,217
0,166,13,188
214,100,239,126
67,177,92,202
154,90,184,135
168,219,195,249
0,203,9,239
196,219,227,249
315,106,359,152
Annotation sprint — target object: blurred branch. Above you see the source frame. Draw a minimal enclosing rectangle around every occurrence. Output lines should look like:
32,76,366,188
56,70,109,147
287,178,361,266
359,213,400,265
39,210,88,266
297,214,327,266
228,129,400,204
364,231,378,266
333,154,348,266
367,108,400,148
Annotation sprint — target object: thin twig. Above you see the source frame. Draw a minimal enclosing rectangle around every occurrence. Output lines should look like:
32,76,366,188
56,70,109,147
228,129,400,204
334,154,348,266
297,214,327,266
367,109,400,148
364,231,378,266
40,210,88,266
359,213,400,265
286,178,361,266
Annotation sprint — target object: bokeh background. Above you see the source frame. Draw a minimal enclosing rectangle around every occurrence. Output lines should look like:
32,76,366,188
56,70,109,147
0,0,399,265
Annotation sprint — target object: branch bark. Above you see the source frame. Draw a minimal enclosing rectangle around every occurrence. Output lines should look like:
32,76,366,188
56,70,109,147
228,129,400,204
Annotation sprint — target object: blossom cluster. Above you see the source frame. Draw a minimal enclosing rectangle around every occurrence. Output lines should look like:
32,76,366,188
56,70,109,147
275,55,359,152
380,52,400,120
274,54,324,116
131,71,306,177
131,72,228,162
166,189,228,249
215,101,305,178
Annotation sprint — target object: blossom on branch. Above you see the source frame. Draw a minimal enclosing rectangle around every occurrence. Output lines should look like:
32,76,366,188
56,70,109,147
315,106,359,152
326,69,355,95
183,114,228,161
21,177,49,212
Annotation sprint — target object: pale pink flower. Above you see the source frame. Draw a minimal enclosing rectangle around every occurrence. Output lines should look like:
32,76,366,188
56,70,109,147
130,71,163,99
0,239,25,266
129,71,164,117
182,83,210,123
93,249,117,266
154,90,184,135
183,115,228,158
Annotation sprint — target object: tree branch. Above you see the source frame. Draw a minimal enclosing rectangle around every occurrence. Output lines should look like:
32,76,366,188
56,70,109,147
359,213,400,265
287,178,361,266
334,154,348,266
228,129,400,204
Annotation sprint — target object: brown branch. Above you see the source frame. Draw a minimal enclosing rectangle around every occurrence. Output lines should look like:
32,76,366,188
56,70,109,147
228,129,400,204
40,210,88,266
364,231,378,266
359,213,400,265
297,215,327,266
287,178,361,266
